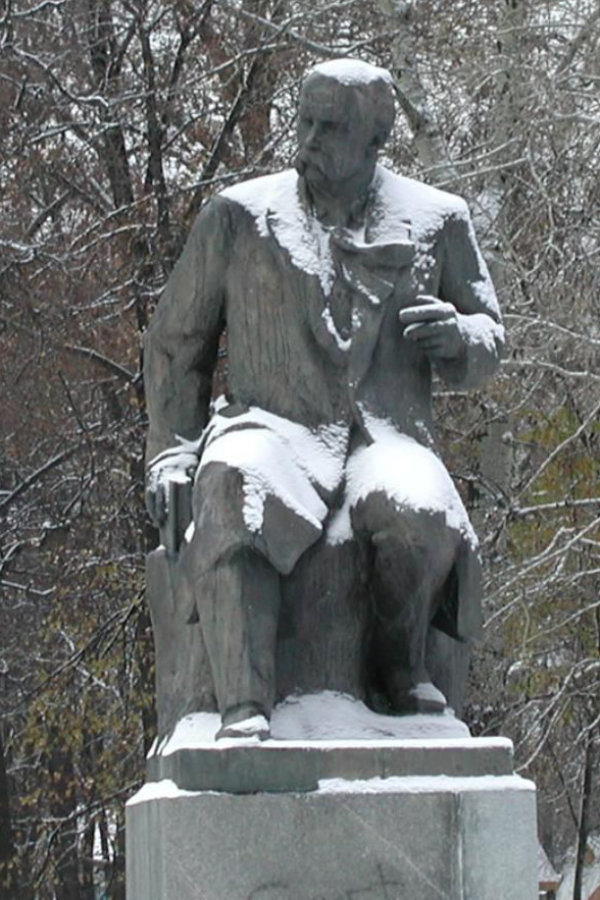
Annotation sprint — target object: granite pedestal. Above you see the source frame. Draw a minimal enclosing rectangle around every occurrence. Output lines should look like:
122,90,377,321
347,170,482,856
127,705,537,900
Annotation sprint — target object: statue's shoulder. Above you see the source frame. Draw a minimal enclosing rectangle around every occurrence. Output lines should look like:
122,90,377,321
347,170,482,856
219,169,298,221
374,165,468,224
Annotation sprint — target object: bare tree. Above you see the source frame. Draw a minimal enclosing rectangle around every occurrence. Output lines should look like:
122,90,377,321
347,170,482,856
1,1,599,894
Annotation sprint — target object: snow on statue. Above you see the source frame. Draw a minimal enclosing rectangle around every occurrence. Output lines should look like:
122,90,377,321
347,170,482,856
143,58,504,740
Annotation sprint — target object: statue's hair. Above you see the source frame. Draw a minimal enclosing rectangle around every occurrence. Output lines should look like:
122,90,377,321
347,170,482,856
303,59,396,149
361,78,396,148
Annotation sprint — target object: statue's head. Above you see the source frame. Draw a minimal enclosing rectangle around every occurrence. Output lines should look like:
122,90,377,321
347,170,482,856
295,58,396,198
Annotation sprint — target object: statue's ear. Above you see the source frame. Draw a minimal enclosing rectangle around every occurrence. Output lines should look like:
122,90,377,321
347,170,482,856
370,118,392,149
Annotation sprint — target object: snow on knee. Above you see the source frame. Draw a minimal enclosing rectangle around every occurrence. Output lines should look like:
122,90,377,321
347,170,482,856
328,416,477,548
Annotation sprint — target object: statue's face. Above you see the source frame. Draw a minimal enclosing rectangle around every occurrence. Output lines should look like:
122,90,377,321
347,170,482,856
296,75,376,194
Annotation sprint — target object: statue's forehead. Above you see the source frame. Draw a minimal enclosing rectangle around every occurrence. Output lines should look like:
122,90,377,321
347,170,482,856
299,76,361,119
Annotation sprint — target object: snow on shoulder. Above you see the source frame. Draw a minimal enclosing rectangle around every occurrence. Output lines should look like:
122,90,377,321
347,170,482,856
371,165,500,316
309,58,394,87
373,165,467,241
221,170,337,294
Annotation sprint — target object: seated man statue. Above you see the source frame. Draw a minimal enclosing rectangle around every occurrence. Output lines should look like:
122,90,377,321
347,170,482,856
144,58,504,740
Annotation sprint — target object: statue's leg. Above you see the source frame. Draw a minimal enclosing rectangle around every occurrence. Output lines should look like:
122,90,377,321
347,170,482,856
425,627,471,718
184,461,279,737
341,436,477,715
188,449,324,738
352,493,459,715
197,549,280,738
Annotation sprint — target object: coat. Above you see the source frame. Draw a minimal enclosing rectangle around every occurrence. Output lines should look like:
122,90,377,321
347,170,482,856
144,164,504,642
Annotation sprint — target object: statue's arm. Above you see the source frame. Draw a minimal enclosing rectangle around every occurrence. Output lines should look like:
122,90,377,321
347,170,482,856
143,198,232,534
434,201,505,390
144,197,231,465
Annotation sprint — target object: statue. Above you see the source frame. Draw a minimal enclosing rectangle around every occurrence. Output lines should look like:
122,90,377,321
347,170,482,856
143,58,504,741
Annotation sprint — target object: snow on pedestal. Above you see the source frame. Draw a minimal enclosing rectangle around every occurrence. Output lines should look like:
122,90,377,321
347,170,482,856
127,704,538,900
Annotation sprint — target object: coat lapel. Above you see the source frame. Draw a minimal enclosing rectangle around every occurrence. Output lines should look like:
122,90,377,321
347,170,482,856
345,183,415,402
262,169,416,377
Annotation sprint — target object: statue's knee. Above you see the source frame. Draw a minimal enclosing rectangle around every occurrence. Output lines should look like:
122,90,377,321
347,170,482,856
193,461,246,525
351,490,410,538
353,494,460,583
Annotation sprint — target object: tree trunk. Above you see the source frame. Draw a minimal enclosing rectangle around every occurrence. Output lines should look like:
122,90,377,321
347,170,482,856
47,746,80,900
112,810,126,900
81,818,96,900
0,726,15,896
573,731,594,900
376,0,458,186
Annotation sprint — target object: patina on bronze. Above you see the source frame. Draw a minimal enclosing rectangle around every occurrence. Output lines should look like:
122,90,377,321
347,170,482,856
143,58,504,740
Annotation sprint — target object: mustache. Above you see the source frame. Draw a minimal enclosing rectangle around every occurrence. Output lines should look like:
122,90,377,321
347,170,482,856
294,149,327,176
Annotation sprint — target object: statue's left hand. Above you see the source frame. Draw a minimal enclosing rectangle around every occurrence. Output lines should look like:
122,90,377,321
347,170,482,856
145,442,199,528
399,295,466,360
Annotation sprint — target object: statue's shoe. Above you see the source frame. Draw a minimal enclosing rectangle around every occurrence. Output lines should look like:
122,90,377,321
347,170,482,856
216,714,270,741
386,676,447,715
406,680,447,713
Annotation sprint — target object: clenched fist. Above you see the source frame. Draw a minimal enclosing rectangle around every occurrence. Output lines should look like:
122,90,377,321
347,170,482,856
399,295,466,360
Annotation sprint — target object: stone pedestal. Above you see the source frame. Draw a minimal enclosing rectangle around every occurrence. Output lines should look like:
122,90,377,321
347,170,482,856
127,713,537,900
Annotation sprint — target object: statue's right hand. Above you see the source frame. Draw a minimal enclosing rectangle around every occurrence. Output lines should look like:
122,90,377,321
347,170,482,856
145,478,168,528
145,442,200,528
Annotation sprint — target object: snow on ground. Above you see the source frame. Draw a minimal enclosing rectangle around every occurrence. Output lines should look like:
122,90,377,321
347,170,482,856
556,832,600,900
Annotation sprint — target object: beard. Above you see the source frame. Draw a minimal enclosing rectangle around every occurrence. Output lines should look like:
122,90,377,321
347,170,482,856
294,150,336,195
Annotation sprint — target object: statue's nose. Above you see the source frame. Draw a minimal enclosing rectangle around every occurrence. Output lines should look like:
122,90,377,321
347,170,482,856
305,123,321,148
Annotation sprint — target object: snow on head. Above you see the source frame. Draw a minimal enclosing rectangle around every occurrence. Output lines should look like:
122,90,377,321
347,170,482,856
308,58,394,88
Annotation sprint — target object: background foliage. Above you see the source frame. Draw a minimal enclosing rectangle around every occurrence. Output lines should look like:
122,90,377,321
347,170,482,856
1,1,599,896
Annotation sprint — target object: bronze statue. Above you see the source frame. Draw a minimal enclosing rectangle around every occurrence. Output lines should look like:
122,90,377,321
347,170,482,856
144,58,504,740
